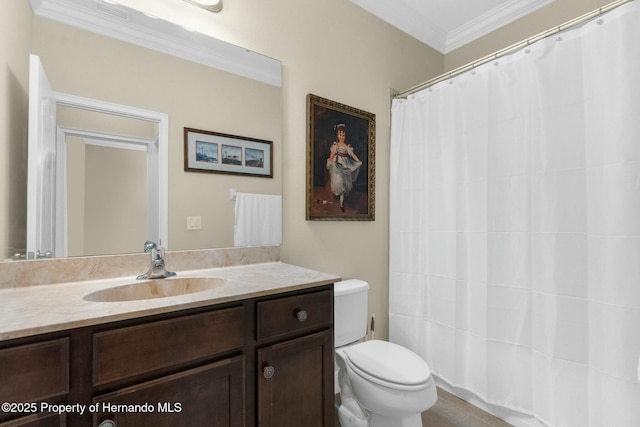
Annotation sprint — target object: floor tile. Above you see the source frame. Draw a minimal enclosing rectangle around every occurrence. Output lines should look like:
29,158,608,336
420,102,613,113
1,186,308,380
336,387,514,427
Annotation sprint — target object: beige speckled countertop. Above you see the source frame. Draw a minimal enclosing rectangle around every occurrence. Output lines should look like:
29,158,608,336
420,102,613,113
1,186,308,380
0,261,340,341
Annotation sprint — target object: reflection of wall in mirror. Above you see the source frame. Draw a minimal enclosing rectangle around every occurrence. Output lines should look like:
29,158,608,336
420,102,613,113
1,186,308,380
1,1,31,260
25,15,282,255
84,144,147,256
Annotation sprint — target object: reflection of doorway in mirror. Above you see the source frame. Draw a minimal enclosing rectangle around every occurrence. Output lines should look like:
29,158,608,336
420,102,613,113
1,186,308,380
56,104,162,257
26,54,169,258
26,84,170,258
65,134,148,256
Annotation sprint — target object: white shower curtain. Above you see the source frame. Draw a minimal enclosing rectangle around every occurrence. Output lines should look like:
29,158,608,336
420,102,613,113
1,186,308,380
389,2,640,426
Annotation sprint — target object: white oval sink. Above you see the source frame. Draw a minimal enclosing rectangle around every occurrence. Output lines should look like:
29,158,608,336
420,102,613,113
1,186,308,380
83,277,226,302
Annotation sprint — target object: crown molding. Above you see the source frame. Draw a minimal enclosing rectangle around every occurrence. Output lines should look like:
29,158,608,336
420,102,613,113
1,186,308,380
29,0,281,87
446,0,556,53
351,0,556,54
350,0,448,53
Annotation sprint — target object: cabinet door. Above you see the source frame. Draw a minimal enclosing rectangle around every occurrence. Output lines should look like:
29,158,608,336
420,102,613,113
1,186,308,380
257,330,333,427
0,338,69,426
0,413,65,427
0,338,69,404
94,355,244,427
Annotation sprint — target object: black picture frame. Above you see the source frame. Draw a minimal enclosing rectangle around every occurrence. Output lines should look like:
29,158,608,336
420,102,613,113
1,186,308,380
184,127,273,178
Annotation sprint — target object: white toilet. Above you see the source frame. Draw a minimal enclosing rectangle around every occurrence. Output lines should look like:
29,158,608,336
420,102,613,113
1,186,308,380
334,279,437,427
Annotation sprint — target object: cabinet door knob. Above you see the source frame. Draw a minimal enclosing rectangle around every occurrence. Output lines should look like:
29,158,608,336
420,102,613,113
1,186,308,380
263,365,275,379
296,309,308,322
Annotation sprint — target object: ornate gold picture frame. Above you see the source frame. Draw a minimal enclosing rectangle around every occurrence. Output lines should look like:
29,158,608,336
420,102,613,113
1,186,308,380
306,94,375,220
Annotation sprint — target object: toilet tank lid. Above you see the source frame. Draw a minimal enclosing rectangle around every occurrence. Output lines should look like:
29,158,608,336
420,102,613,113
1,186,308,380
334,279,369,296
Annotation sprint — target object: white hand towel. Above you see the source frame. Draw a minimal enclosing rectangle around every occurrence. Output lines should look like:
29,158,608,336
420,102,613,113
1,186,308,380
234,192,282,246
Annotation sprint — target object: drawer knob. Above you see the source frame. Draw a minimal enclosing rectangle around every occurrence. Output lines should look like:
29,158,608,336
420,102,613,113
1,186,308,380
296,309,308,322
263,365,275,379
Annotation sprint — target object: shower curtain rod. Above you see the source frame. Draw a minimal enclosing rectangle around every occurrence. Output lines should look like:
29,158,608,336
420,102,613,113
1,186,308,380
395,0,634,99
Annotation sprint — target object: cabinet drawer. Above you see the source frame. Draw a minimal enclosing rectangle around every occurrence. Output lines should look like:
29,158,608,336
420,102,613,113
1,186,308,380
0,338,69,403
257,289,332,342
93,306,244,386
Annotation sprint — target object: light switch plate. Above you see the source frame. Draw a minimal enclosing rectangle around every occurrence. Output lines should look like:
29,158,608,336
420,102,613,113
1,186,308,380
187,216,202,230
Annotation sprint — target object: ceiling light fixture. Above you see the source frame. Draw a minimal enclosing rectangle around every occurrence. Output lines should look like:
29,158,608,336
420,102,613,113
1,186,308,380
182,0,223,13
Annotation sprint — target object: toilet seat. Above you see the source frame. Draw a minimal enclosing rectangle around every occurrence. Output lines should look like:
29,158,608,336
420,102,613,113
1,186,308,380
345,340,432,392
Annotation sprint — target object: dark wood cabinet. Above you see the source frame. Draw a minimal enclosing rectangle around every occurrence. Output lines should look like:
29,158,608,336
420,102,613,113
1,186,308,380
92,306,244,388
94,356,245,427
0,284,334,427
255,289,334,427
256,289,333,342
257,330,334,427
0,338,70,427
0,413,66,427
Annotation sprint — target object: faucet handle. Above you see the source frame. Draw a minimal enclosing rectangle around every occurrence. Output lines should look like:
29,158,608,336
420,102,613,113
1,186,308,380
155,246,166,260
142,241,157,253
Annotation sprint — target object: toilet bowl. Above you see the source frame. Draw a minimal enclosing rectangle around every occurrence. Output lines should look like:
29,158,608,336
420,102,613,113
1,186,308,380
337,340,436,427
334,280,437,427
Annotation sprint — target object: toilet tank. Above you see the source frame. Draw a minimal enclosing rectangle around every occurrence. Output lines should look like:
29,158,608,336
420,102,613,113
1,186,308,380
334,279,369,347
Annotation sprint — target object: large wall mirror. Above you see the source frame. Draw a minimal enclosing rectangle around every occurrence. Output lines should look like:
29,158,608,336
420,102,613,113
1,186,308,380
22,0,282,258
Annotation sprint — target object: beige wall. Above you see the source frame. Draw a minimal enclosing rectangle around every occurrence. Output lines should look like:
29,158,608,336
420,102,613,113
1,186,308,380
1,1,32,259
82,145,147,256
216,0,443,341
445,0,615,71
65,136,86,256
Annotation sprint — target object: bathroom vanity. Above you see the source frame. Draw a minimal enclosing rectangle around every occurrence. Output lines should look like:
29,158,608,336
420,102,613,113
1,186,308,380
0,247,339,427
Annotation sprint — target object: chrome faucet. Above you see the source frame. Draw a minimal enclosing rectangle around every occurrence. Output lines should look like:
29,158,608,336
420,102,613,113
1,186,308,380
137,241,176,280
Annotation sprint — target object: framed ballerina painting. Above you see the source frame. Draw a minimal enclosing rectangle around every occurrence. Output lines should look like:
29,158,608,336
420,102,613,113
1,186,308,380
306,94,375,221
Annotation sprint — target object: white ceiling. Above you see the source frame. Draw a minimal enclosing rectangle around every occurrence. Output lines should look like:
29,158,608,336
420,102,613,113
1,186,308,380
350,0,555,53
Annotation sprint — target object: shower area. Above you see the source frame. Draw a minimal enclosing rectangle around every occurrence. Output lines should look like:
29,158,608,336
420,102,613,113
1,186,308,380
388,1,640,426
